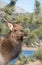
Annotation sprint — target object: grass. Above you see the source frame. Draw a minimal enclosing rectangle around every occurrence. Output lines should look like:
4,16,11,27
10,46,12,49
8,47,42,65
18,55,30,65
35,47,42,60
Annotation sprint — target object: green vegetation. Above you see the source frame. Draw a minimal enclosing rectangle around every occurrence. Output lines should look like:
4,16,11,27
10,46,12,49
0,0,42,65
14,55,30,65
0,22,9,36
0,0,42,46
35,47,42,60
34,0,41,15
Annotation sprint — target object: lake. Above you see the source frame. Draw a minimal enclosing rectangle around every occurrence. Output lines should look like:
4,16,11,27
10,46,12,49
8,50,35,64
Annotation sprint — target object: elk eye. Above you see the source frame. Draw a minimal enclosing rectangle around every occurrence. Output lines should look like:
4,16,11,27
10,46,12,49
14,30,18,32
20,30,23,32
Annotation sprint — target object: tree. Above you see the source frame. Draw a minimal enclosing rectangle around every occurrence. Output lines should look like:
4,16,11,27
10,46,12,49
0,0,17,37
34,0,41,15
10,0,17,6
4,0,17,20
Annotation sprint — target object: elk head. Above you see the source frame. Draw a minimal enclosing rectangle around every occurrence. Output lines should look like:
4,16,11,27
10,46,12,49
6,21,27,42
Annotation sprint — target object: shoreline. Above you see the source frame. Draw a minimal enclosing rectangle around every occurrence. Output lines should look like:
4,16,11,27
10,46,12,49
22,46,38,51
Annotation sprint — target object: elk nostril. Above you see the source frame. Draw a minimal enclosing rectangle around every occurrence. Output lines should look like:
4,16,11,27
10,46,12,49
24,33,27,36
20,36,23,41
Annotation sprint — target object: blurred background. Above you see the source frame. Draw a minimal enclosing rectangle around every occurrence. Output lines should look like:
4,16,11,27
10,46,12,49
0,0,42,65
0,0,42,48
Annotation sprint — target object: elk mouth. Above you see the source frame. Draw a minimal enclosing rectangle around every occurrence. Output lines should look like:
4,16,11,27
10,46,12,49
17,33,27,42
17,36,23,42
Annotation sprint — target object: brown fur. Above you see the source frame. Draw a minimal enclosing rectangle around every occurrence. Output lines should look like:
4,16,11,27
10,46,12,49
0,23,27,65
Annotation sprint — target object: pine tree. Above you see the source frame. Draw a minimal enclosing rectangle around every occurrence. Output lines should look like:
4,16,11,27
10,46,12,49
4,0,17,19
10,0,17,6
0,0,17,36
34,0,41,23
34,0,41,15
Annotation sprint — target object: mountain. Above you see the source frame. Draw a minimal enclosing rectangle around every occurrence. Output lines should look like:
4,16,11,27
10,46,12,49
0,2,28,14
0,2,7,8
13,6,27,14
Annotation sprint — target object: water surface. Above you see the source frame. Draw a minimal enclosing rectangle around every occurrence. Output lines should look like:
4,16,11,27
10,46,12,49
8,50,35,64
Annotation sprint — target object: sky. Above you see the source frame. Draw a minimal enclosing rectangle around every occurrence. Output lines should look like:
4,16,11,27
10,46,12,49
0,0,42,13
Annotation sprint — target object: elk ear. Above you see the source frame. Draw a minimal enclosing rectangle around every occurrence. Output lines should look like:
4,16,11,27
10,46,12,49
6,22,13,31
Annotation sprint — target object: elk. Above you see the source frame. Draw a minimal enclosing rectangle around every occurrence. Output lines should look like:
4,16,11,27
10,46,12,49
0,19,27,65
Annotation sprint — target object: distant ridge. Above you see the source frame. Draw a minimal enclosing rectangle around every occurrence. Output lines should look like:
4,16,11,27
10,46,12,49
0,2,7,8
13,5,27,14
0,2,28,14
